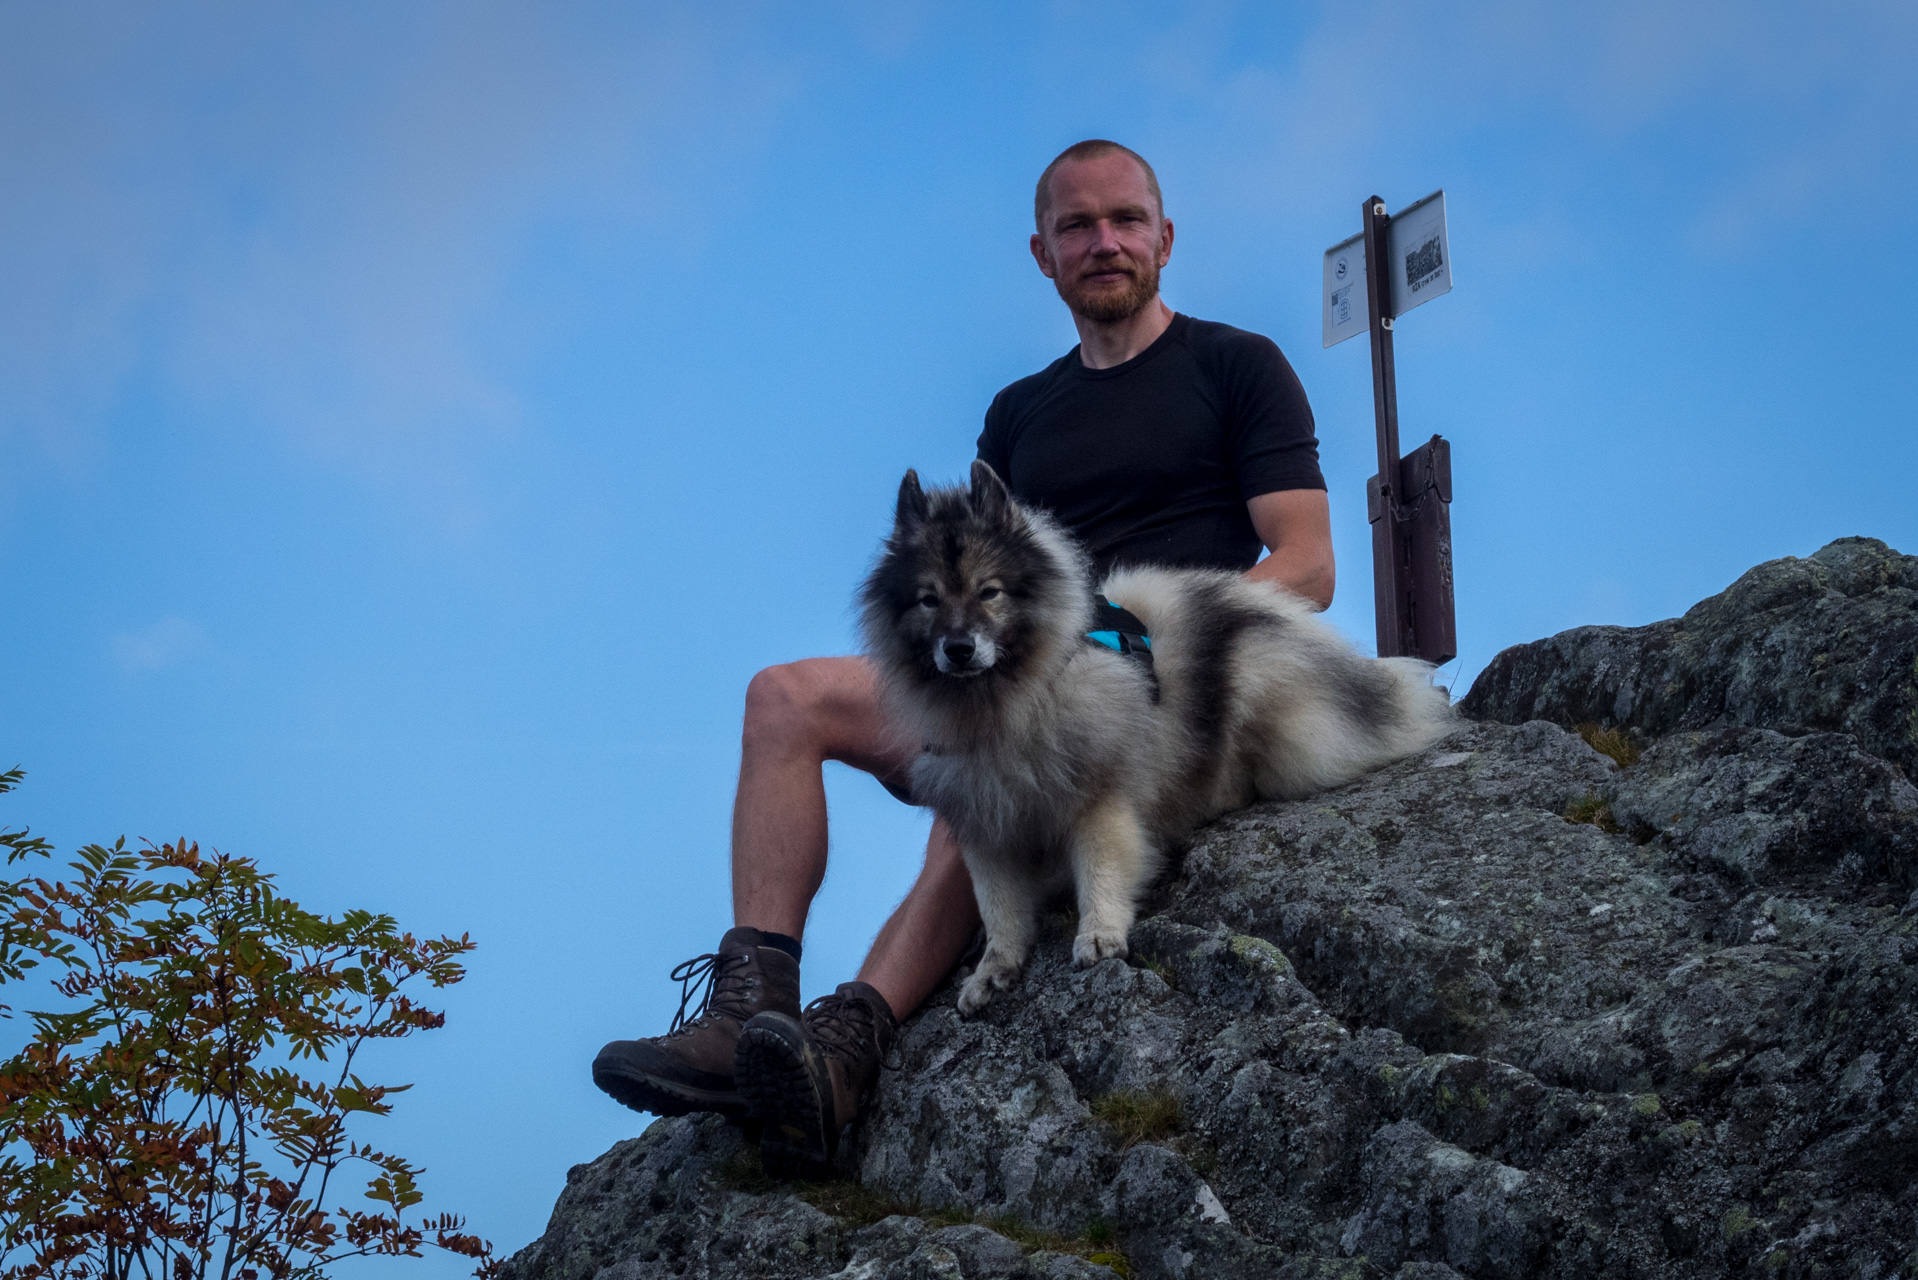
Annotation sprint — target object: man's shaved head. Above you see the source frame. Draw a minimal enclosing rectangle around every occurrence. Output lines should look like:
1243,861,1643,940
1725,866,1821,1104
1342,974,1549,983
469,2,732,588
1033,139,1163,231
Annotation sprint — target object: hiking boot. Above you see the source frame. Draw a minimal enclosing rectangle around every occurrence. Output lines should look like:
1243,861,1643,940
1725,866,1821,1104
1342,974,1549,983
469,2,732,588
734,980,898,1179
592,926,801,1119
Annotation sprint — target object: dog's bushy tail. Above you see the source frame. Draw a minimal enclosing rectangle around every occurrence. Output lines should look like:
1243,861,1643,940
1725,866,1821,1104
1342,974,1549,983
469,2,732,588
1240,641,1456,800
1104,566,1457,804
1369,654,1459,756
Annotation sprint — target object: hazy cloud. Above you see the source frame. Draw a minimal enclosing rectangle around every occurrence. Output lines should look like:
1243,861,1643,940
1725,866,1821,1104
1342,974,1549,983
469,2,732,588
112,617,205,673
0,4,799,519
1159,0,1917,248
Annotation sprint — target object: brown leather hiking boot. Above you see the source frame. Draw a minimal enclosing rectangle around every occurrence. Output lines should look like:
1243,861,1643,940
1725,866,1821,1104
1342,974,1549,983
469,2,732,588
592,926,801,1119
734,980,898,1179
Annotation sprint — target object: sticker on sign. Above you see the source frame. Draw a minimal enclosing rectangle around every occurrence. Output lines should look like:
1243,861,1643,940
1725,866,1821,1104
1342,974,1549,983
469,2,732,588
1321,190,1453,348
1321,231,1367,348
1387,190,1452,319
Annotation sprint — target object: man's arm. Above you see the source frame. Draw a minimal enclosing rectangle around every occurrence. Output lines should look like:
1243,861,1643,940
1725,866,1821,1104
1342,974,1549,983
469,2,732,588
1244,488,1335,609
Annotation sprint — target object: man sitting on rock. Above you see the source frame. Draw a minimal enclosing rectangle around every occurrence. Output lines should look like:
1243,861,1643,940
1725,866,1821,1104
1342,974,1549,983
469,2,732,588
593,139,1337,1178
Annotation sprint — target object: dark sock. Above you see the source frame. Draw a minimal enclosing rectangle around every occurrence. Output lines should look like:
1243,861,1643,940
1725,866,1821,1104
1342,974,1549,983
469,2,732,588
759,931,803,965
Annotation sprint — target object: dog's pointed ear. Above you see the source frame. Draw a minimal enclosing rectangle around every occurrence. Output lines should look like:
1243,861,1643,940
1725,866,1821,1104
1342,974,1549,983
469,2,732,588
895,469,930,528
969,459,1013,525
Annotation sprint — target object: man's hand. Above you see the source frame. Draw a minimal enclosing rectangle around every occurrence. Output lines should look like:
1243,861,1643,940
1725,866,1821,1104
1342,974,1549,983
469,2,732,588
1245,489,1335,609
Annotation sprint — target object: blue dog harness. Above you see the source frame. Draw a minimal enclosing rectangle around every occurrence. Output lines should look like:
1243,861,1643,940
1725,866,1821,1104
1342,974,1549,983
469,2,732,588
1086,596,1156,697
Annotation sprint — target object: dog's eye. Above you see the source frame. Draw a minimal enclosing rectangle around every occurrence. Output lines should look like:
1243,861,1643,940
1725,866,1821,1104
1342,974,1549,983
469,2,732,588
978,587,1002,601
917,593,938,608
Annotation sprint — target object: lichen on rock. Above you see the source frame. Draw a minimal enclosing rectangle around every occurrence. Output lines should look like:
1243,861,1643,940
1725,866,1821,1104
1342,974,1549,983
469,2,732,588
507,539,1918,1280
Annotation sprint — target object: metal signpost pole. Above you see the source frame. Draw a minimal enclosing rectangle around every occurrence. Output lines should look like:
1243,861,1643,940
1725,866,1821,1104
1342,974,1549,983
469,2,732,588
1323,189,1457,665
1361,195,1411,659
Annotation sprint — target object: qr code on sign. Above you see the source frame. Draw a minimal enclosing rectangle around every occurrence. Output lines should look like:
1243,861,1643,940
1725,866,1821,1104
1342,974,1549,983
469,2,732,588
1405,235,1443,292
1331,285,1353,326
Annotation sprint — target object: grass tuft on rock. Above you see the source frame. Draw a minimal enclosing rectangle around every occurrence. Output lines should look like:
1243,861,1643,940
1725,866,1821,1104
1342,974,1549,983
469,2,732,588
1563,793,1621,834
720,1140,1131,1275
1576,722,1641,768
1090,1087,1185,1148
717,1143,915,1223
716,1142,780,1195
799,1177,921,1226
980,1214,1130,1275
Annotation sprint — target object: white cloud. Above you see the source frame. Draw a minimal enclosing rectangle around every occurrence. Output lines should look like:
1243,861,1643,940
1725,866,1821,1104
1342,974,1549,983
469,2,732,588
1150,0,1916,246
0,4,800,520
111,617,205,673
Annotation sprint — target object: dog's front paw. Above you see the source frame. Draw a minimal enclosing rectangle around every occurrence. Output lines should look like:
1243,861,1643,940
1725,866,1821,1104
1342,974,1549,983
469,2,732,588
957,971,997,1016
957,951,1022,1016
1073,928,1129,968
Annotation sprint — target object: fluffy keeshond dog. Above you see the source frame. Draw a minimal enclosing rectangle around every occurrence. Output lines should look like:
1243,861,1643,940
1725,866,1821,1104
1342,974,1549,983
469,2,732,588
861,462,1455,1016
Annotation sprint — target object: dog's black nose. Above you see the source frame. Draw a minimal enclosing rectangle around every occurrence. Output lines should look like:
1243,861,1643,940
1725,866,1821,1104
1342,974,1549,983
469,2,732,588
942,636,976,666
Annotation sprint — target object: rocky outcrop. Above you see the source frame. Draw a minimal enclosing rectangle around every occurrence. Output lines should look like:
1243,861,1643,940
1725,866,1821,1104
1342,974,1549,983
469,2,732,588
509,539,1918,1280
1458,536,1918,776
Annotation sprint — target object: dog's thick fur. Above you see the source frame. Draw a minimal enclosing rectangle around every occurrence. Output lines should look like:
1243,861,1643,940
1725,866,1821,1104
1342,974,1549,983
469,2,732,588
860,462,1455,1015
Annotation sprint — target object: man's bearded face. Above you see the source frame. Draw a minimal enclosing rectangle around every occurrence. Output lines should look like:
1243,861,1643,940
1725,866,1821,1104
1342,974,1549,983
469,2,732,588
1034,153,1171,326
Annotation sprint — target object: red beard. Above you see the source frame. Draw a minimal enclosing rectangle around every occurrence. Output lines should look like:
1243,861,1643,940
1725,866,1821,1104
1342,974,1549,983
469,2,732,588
1055,257,1161,323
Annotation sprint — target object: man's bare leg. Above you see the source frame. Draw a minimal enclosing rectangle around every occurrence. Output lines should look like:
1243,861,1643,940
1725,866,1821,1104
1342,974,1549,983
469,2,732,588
731,654,980,1021
731,656,913,938
858,819,980,1019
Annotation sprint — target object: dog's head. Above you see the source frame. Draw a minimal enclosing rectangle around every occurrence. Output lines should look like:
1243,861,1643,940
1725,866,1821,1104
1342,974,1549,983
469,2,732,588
859,461,1086,693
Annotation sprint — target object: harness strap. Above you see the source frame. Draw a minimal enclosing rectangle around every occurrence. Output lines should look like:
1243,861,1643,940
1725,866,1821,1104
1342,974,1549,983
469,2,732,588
1085,595,1158,700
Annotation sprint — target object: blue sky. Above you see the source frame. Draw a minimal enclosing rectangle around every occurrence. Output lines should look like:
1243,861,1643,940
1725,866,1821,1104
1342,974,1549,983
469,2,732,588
3,1,1915,1271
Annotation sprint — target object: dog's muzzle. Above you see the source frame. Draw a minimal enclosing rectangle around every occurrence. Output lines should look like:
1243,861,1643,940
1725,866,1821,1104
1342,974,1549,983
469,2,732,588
934,632,997,676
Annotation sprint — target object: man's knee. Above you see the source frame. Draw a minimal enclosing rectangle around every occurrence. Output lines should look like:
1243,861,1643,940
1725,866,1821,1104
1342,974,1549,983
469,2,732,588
742,658,870,757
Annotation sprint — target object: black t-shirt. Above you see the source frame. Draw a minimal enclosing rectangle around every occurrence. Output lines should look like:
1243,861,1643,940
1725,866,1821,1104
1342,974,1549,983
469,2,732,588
976,313,1323,576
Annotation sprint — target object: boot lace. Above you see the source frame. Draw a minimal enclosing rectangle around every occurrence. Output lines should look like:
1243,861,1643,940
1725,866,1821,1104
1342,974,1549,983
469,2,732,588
667,950,752,1034
803,993,902,1071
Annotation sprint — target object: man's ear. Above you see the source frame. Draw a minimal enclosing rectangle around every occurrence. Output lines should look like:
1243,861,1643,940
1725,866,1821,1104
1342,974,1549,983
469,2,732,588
969,459,1013,525
896,469,930,527
1029,231,1057,280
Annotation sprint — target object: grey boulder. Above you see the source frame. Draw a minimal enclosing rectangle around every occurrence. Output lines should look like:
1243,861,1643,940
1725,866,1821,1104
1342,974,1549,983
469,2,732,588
1458,536,1918,775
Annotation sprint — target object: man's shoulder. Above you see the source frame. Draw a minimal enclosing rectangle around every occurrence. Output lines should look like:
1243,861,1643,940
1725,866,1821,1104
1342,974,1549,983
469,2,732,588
1175,314,1285,364
989,350,1077,419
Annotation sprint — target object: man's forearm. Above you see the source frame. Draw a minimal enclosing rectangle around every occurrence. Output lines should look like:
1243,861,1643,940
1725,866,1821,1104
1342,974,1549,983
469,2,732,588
1243,488,1335,610
1246,544,1335,610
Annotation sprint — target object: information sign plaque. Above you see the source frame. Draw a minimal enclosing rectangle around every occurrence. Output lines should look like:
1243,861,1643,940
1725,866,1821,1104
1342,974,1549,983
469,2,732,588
1322,231,1368,348
1321,189,1451,347
1385,189,1451,319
